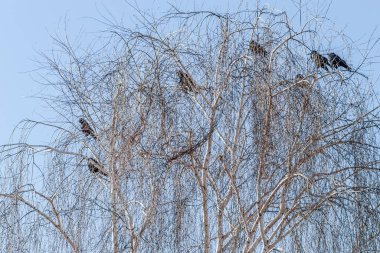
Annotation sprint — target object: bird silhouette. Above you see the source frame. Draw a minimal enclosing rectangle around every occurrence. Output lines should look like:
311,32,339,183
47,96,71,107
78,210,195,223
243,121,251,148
309,50,330,71
79,118,97,140
177,70,197,93
328,53,352,71
87,158,108,177
249,39,268,57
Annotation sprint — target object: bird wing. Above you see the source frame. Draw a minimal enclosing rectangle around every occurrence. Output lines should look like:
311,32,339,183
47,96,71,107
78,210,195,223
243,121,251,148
322,56,331,66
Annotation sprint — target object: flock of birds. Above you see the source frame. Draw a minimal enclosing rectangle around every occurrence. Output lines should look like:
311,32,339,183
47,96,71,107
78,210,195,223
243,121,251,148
310,50,351,72
77,39,354,177
176,39,353,94
249,39,352,72
79,118,108,177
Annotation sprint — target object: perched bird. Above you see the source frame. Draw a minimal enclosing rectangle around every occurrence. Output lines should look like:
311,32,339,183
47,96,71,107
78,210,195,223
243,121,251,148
328,53,352,71
295,74,304,80
249,39,268,57
292,74,311,111
177,70,197,93
295,74,310,88
79,118,97,140
87,158,108,177
309,50,330,71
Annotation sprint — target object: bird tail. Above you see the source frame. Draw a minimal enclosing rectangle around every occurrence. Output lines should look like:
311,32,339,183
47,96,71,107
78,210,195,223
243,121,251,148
99,170,108,177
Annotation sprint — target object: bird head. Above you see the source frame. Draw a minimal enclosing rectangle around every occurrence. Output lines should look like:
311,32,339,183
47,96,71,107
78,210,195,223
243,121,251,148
88,158,96,163
176,70,184,78
327,53,336,59
309,50,317,56
79,118,84,124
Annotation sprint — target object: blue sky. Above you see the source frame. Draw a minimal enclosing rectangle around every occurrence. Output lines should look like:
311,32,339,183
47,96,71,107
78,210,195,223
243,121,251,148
1,0,380,144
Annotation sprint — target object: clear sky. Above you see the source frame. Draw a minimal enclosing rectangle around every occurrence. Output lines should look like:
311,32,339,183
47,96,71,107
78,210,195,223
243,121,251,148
1,0,380,144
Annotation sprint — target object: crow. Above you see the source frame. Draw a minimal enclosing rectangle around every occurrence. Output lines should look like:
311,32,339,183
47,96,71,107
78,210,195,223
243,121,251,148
249,39,268,57
328,53,352,71
79,118,97,140
88,158,108,177
309,50,330,71
177,70,197,93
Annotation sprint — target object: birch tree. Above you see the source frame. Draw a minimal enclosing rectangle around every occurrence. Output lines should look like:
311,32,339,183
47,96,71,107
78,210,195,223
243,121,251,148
1,7,380,253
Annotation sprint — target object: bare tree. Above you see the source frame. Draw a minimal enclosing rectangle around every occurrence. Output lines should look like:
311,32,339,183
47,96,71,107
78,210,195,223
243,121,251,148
1,5,380,253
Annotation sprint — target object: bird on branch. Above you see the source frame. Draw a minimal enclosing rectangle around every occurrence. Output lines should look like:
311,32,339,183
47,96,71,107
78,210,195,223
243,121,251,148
79,118,97,140
167,122,217,163
295,74,305,82
249,39,268,57
327,53,352,71
309,50,330,71
294,74,312,109
295,74,310,88
177,70,198,94
87,158,108,177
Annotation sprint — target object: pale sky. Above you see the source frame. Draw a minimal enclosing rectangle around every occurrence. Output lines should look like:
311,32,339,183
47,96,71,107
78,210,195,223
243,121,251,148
1,0,380,144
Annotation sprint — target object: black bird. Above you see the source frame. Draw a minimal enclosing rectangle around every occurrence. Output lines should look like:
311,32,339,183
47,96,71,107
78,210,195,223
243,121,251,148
328,53,352,71
88,158,108,177
177,70,197,93
249,39,268,57
79,118,97,140
309,50,330,71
